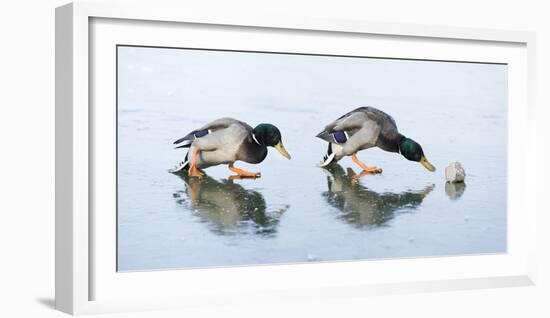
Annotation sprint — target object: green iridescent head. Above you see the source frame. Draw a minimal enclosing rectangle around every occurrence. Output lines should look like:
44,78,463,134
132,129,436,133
399,137,435,172
253,124,291,159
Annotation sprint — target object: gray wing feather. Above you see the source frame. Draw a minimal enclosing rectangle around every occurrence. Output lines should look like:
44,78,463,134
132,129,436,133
199,117,253,132
316,107,401,152
332,111,370,132
316,107,376,143
360,107,398,130
360,107,401,152
174,117,252,147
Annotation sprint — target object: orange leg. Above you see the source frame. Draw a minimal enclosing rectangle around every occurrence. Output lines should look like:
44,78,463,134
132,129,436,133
351,154,382,174
228,163,261,178
188,147,204,178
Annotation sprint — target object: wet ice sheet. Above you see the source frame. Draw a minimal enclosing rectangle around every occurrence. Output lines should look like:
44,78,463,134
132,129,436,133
117,46,507,271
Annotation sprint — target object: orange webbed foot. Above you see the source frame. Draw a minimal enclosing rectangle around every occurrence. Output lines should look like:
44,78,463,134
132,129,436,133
228,163,261,178
351,154,382,174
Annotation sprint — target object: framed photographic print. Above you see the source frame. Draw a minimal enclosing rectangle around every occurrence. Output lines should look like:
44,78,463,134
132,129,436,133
56,2,537,315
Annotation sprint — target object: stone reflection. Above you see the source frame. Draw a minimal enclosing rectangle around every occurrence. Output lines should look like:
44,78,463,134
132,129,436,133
322,164,434,229
445,182,466,201
173,173,288,237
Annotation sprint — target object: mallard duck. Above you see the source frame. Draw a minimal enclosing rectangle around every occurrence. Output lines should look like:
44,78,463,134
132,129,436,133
316,106,435,173
170,118,291,178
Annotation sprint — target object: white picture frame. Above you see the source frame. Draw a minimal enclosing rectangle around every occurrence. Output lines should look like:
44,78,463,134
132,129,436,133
56,1,537,315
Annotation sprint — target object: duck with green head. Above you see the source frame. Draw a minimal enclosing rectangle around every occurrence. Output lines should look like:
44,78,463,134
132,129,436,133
171,118,291,178
317,106,435,176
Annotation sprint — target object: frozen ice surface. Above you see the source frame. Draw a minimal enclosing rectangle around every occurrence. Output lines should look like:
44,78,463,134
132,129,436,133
116,46,507,271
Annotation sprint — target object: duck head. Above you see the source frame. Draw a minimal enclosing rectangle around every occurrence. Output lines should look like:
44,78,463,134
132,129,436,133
253,124,291,159
399,137,435,172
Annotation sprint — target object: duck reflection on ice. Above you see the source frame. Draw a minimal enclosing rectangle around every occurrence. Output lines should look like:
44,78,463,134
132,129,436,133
322,164,434,229
173,173,288,237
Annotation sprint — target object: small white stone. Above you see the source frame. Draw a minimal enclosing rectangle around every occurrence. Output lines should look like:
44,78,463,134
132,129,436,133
445,161,466,183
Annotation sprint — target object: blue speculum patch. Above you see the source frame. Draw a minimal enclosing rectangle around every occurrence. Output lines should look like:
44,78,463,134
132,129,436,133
333,131,348,143
194,129,209,138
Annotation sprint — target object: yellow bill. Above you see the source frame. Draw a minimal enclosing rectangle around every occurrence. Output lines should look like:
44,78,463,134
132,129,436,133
420,156,436,172
274,141,291,159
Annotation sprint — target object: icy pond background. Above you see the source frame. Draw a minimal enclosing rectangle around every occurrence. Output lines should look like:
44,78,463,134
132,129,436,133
117,46,507,271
